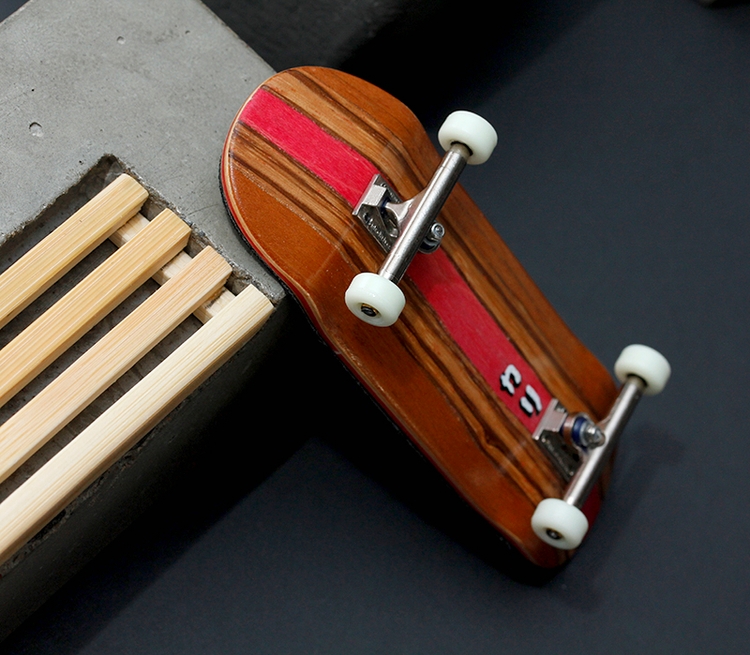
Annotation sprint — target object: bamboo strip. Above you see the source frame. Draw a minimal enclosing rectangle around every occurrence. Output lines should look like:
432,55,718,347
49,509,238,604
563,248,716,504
0,284,273,567
0,247,232,484
0,175,148,330
0,209,191,409
109,213,235,323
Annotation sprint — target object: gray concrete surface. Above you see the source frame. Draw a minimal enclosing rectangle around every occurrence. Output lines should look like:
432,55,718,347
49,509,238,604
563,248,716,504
0,0,280,300
0,0,286,638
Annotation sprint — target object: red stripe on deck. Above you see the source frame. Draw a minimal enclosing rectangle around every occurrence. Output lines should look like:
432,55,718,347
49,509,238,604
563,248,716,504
240,89,378,207
241,89,551,432
409,251,551,433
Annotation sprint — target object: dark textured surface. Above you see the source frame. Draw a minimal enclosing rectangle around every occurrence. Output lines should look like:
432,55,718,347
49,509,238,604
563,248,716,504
0,0,20,18
3,0,750,652
202,0,443,71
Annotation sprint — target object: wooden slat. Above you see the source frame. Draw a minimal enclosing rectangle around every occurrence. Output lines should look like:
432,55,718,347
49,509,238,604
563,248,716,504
109,213,235,323
0,284,273,567
0,175,148,330
0,209,191,409
0,246,232,484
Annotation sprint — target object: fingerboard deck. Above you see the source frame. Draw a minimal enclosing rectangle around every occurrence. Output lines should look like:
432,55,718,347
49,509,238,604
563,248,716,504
222,67,619,566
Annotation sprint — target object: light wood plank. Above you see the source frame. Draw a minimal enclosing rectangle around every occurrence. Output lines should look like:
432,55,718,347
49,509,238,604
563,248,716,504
0,175,148,329
0,246,232,484
109,213,236,323
0,209,191,409
0,284,273,567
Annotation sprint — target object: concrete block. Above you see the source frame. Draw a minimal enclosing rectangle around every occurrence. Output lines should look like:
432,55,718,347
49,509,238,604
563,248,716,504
0,0,286,638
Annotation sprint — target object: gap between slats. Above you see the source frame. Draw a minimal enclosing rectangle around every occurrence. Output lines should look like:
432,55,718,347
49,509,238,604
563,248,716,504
0,247,232,484
0,284,273,567
0,174,148,330
0,209,191,409
0,174,275,566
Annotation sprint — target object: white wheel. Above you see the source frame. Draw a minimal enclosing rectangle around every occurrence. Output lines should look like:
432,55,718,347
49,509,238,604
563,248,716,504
438,111,497,165
614,344,671,396
345,272,405,327
531,498,589,550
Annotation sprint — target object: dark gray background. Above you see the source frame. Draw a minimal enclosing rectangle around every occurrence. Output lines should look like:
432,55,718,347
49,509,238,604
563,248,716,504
2,0,749,652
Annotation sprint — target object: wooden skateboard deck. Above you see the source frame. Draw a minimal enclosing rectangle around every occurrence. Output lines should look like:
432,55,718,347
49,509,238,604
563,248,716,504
220,67,620,567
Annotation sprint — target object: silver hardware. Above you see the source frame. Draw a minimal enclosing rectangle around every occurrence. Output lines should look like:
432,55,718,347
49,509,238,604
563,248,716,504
352,175,402,253
532,400,606,481
561,415,606,449
533,376,644,504
352,143,470,283
421,221,445,254
532,400,582,482
563,375,644,508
